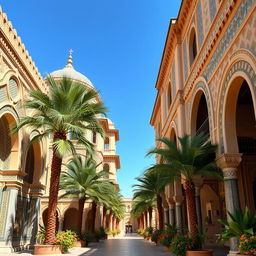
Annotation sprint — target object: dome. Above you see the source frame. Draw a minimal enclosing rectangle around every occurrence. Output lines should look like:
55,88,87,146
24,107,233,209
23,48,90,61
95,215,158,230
49,51,94,88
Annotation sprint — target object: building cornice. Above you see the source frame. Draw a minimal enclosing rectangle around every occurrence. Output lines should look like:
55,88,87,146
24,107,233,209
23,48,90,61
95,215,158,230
103,155,120,169
99,118,119,141
0,7,47,92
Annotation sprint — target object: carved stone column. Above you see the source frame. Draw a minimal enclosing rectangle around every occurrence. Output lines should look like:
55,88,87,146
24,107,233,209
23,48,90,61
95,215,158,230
217,153,242,256
168,202,175,226
58,216,64,231
173,195,183,233
193,178,203,231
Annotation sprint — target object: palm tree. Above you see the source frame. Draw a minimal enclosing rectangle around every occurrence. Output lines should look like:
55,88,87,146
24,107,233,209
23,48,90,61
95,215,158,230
59,156,116,234
13,77,106,244
131,195,155,227
133,172,170,230
147,134,222,247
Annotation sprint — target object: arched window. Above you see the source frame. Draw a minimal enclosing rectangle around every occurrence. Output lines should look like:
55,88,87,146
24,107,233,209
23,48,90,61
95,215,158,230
189,28,197,65
103,163,110,178
168,82,172,107
92,131,97,144
104,137,110,150
24,144,35,184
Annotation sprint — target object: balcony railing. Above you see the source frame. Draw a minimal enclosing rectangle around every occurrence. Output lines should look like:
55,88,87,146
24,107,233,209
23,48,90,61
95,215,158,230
196,118,209,137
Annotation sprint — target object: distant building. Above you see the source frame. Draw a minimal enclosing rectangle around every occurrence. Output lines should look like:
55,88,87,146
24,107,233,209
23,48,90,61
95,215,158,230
0,7,120,253
150,0,255,254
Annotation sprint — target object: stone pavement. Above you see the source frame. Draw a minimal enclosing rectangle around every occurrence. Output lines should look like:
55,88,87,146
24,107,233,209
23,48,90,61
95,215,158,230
2,234,229,256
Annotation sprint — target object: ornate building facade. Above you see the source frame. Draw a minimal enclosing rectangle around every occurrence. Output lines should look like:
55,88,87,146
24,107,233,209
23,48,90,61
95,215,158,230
0,7,120,253
150,0,255,255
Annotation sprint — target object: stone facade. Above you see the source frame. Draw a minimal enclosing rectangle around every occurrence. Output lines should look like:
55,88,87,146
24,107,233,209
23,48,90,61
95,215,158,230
0,6,120,253
150,0,255,255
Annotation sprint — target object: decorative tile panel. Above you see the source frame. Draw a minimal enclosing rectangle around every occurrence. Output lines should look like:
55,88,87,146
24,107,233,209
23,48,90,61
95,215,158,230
218,60,256,154
197,0,204,47
0,87,8,103
204,0,254,81
183,39,188,81
9,79,19,100
209,0,217,21
0,190,10,238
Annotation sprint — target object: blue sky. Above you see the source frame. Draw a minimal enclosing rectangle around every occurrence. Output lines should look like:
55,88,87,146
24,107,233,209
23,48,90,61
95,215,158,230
1,0,181,198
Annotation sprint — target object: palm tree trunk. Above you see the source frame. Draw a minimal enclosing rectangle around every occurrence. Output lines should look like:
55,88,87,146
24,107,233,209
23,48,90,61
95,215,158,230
45,133,65,244
157,195,164,230
148,206,152,227
91,201,97,233
184,180,199,247
78,197,86,236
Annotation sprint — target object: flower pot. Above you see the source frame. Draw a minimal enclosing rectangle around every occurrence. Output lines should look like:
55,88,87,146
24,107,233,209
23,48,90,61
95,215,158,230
164,247,171,252
34,244,62,255
186,250,213,256
74,240,87,247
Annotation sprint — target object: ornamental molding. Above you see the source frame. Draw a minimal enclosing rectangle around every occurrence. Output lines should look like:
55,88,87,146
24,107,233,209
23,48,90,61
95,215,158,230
216,153,242,169
0,8,47,92
183,0,254,100
218,59,256,153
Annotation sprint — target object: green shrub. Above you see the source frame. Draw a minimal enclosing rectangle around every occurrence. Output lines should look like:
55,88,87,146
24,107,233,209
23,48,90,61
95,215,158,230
81,232,94,244
170,234,193,256
36,224,46,244
238,234,256,255
53,230,77,253
151,229,162,245
145,227,153,237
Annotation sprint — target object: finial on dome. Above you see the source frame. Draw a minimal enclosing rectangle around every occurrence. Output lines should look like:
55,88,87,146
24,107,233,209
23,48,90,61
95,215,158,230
66,49,74,68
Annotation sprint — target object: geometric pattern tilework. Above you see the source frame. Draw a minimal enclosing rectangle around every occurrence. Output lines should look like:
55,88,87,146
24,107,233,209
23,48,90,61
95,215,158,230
9,79,19,100
197,0,204,48
209,0,217,21
12,195,38,241
0,87,8,103
183,38,188,81
218,60,256,154
0,190,10,239
172,63,176,97
204,0,254,81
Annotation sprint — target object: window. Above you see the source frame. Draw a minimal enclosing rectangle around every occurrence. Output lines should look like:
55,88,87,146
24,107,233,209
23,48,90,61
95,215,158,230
92,131,97,144
168,82,172,106
104,137,110,150
103,163,110,178
189,28,198,66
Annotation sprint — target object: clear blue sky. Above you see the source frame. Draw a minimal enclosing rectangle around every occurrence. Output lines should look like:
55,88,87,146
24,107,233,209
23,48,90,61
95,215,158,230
1,0,181,198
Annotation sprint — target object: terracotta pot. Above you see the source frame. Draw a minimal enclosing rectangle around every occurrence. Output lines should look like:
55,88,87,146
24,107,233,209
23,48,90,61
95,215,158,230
73,240,87,247
164,247,171,252
186,250,213,256
34,244,62,255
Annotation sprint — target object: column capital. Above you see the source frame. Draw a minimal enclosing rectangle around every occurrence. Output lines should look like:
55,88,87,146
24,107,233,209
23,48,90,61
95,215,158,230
216,153,242,180
216,153,242,169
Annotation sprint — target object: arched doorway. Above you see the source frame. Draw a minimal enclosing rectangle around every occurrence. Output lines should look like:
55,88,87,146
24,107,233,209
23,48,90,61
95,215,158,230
0,113,19,169
191,91,210,137
63,208,79,233
24,141,42,184
224,77,256,211
42,208,59,231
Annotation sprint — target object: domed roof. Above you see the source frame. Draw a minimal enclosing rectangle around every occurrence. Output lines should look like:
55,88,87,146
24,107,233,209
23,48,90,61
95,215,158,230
50,51,93,88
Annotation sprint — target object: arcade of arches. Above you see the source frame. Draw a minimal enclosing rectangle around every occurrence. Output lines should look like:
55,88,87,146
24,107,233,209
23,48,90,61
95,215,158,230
150,1,256,255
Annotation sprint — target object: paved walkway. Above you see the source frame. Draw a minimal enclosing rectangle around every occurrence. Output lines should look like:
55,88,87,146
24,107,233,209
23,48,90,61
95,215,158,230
2,234,229,256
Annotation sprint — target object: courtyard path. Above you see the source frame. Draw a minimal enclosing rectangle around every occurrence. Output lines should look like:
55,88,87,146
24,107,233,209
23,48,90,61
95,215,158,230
2,234,228,256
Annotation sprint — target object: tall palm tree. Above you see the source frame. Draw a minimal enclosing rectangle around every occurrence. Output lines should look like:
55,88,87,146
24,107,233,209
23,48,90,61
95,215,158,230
147,134,222,247
133,172,170,230
59,156,116,234
13,77,106,244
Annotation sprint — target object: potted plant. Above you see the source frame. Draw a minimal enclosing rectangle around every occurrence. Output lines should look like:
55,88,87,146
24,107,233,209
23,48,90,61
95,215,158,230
219,207,256,256
34,225,62,255
151,229,162,245
81,232,94,247
238,234,256,255
53,230,77,253
159,224,177,251
170,234,193,256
